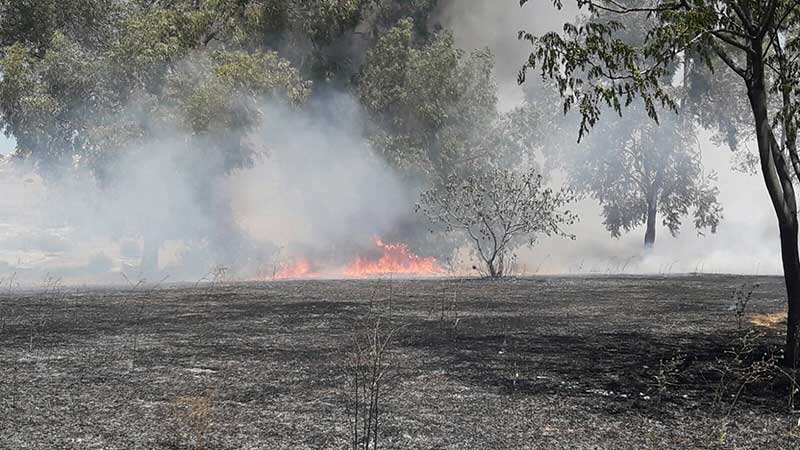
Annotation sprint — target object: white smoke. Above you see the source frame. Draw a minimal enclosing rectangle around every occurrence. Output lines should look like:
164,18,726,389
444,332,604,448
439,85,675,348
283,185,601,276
0,91,420,285
231,93,416,263
438,0,781,275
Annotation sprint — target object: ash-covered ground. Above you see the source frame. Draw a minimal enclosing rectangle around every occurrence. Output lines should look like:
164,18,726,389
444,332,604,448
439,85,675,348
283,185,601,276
0,275,797,449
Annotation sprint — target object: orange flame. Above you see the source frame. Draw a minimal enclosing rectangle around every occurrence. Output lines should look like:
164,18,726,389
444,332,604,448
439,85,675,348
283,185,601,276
274,258,318,279
344,239,443,277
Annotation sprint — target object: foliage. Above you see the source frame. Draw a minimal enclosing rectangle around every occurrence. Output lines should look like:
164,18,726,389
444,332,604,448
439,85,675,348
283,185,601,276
417,168,577,278
517,0,800,366
359,19,498,180
0,0,552,275
0,0,121,55
0,1,312,273
569,102,723,245
522,6,722,246
360,18,544,182
0,0,448,174
240,0,441,83
0,3,310,176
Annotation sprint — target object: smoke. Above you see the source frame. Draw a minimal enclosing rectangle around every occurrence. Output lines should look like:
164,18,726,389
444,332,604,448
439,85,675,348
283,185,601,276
0,89,423,284
0,135,241,284
230,92,417,268
437,0,782,275
524,135,781,275
0,1,783,284
435,0,579,109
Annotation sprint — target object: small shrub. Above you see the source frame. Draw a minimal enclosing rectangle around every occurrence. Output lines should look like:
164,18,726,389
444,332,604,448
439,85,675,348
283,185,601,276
651,354,685,404
346,314,403,450
732,282,760,329
713,330,776,414
417,168,577,278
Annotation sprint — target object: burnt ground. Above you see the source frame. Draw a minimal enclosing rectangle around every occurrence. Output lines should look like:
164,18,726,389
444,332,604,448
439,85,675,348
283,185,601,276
0,275,798,449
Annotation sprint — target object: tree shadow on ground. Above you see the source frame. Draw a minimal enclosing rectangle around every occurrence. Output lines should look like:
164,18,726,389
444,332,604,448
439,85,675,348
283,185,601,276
401,316,789,417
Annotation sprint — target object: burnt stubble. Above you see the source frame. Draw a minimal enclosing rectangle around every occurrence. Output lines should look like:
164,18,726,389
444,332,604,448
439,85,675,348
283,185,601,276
0,275,795,449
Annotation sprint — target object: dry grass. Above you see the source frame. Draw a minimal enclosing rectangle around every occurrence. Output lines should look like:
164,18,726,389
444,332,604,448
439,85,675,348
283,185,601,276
173,390,216,449
751,311,787,329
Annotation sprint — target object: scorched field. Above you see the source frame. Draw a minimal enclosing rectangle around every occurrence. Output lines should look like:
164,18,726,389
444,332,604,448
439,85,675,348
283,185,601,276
0,275,797,449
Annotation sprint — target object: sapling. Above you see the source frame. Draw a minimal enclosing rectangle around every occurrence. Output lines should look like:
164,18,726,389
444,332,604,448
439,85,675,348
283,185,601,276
418,168,577,278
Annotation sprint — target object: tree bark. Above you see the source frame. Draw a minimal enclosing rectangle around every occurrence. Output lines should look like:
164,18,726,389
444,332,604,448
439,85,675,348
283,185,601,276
779,221,800,367
487,261,500,278
747,44,800,367
644,198,657,248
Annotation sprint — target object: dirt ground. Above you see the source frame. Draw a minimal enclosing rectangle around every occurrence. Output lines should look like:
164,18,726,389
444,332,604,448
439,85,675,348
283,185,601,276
1,275,798,449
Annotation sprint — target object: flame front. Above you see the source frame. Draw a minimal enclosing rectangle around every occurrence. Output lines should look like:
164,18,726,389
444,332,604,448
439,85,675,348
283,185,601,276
275,258,318,279
267,239,443,280
344,239,442,277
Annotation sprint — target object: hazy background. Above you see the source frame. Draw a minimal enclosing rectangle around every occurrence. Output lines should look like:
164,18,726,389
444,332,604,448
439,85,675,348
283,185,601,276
0,1,780,284
437,0,778,275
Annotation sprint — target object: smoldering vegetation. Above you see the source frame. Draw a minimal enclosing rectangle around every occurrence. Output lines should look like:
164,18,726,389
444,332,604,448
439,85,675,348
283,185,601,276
233,95,436,273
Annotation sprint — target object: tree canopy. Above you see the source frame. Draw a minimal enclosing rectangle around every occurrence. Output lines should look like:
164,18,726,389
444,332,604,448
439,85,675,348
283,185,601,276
418,168,577,277
561,93,722,247
518,0,800,366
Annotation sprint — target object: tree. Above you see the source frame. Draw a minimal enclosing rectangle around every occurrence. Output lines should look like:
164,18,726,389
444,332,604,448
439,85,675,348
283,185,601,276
517,0,800,367
0,1,310,272
567,101,723,247
359,18,498,182
240,0,442,85
417,168,577,278
359,17,552,263
0,0,119,55
0,0,457,274
524,6,723,247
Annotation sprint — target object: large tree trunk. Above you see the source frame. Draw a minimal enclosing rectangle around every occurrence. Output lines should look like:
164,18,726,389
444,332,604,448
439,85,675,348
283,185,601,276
780,220,800,367
747,46,800,368
644,198,657,248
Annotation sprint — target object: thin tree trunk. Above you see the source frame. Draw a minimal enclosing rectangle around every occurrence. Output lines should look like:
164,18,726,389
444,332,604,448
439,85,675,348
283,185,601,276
644,196,657,248
488,262,499,278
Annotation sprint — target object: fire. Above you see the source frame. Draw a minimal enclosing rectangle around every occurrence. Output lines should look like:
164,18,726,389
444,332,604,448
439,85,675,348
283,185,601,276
266,239,443,280
344,239,443,277
274,258,318,279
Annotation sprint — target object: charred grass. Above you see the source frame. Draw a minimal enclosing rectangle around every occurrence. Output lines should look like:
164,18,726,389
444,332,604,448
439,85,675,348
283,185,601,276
0,275,797,449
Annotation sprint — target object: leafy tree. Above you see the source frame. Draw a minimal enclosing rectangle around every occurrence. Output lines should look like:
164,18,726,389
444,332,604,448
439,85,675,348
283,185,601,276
517,0,800,367
0,1,309,272
359,17,553,262
0,0,456,273
417,168,577,278
524,7,723,247
0,0,120,55
359,18,498,182
568,102,723,247
236,0,372,82
240,0,442,85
